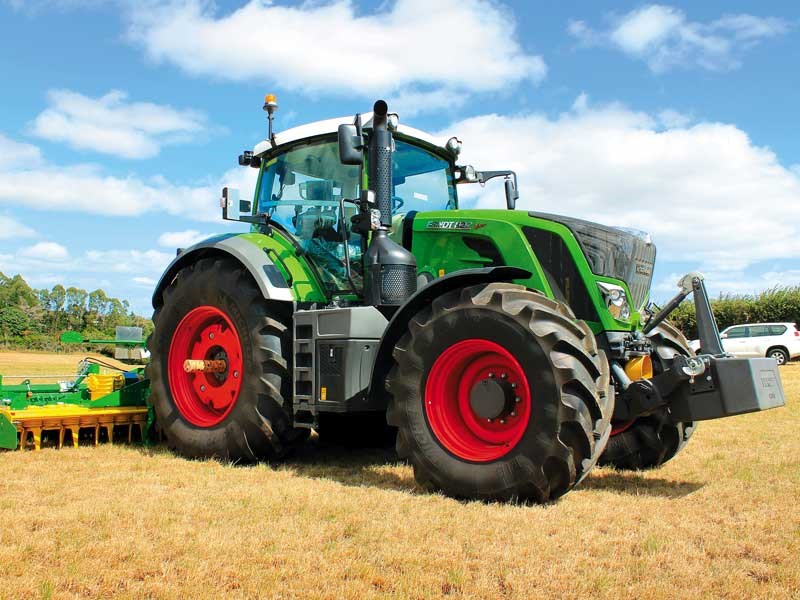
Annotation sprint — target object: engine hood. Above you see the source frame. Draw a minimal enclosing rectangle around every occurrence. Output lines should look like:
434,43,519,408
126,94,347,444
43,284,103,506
528,211,656,309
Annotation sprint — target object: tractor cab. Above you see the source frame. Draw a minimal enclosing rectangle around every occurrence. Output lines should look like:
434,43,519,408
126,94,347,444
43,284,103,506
248,114,459,296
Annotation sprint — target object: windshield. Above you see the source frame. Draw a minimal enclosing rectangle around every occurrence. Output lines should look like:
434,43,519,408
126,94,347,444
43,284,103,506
392,140,456,217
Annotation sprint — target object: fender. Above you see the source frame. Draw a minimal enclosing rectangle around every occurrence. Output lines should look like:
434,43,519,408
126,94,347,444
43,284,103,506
152,234,294,308
368,266,531,399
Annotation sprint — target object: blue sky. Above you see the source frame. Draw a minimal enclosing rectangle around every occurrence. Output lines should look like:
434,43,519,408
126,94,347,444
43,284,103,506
0,0,799,315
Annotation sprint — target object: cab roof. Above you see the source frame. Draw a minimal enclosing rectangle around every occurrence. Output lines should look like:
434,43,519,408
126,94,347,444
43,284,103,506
253,112,452,158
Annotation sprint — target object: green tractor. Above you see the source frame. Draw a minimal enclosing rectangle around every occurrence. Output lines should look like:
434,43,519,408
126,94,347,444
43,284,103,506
147,98,785,502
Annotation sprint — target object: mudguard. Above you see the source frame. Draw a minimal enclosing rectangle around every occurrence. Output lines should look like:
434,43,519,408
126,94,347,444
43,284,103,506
152,234,294,308
368,266,531,399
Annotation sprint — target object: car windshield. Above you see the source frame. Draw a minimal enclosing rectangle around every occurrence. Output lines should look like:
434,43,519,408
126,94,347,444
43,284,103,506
256,136,456,293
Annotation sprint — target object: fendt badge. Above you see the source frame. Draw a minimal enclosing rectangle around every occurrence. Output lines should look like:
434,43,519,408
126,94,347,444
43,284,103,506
426,220,474,230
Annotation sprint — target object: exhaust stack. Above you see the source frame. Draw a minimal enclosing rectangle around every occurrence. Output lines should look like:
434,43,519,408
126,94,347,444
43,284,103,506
363,100,417,309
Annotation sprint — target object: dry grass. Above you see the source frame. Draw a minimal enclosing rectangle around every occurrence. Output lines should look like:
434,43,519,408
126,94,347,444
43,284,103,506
0,351,798,599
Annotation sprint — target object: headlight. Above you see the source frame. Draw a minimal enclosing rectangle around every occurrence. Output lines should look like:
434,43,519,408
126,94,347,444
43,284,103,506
597,282,631,321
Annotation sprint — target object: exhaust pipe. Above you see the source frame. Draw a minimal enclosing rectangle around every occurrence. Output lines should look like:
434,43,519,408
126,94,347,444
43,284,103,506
363,100,418,309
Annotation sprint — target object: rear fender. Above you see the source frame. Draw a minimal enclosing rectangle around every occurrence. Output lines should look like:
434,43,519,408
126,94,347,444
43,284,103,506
152,234,294,308
368,266,531,400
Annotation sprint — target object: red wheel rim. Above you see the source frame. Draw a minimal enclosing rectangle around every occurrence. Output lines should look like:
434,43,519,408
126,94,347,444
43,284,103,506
167,305,244,427
424,339,532,462
610,420,635,436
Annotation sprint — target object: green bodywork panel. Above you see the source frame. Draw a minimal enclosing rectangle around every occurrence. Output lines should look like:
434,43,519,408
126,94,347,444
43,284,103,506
409,210,640,334
238,231,328,303
0,413,16,450
226,210,640,334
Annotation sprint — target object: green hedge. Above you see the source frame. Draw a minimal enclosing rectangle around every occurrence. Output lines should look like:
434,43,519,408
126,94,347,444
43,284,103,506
668,286,800,339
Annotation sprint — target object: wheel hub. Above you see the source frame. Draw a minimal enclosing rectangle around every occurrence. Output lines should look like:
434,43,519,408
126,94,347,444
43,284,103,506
469,378,515,420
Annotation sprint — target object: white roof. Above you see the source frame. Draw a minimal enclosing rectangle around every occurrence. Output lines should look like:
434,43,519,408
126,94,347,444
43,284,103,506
253,112,451,157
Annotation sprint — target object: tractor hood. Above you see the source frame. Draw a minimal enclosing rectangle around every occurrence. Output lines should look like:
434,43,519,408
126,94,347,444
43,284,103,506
530,212,656,309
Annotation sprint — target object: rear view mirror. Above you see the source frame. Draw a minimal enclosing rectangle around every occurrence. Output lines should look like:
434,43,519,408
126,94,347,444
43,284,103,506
221,187,251,221
338,124,364,165
504,177,519,211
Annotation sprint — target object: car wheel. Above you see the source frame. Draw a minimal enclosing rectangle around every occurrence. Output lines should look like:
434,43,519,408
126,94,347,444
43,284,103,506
767,347,789,365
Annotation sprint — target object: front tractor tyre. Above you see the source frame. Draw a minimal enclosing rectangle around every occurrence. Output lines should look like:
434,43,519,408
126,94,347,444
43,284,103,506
386,283,613,503
599,322,697,470
147,257,297,461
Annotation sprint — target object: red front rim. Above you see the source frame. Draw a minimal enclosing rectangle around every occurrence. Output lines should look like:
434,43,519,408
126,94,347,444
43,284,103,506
168,305,244,427
424,339,532,462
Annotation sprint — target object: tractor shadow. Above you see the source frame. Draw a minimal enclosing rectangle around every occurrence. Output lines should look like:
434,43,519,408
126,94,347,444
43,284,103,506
581,470,704,498
282,436,417,494
283,438,704,500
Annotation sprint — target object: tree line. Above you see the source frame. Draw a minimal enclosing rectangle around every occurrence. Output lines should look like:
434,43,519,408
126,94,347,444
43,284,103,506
0,272,152,350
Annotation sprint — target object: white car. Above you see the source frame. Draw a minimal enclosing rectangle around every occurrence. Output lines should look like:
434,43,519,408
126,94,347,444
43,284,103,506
689,322,800,365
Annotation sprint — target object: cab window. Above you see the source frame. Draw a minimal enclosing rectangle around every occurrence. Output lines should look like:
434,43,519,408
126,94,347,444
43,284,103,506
749,325,771,337
391,140,456,217
769,325,787,335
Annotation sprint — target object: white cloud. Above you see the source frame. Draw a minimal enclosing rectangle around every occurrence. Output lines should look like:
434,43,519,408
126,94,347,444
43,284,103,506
132,276,157,286
0,133,258,221
568,5,790,72
157,229,210,248
443,96,800,275
126,0,546,110
0,215,36,239
30,89,208,159
19,241,69,261
0,133,41,169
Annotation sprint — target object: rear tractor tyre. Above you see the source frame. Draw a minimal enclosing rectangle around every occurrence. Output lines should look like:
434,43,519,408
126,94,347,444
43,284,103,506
599,321,697,470
147,257,300,461
386,283,613,502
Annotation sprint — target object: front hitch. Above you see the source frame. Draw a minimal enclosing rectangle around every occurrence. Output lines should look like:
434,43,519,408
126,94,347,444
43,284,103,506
614,272,786,423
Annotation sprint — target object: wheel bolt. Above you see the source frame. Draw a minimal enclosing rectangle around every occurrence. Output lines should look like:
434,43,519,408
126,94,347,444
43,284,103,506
200,385,206,392
511,383,517,389
487,418,493,423
233,371,239,378
488,372,495,379
510,411,516,417
500,419,506,424
514,397,520,403
500,373,508,380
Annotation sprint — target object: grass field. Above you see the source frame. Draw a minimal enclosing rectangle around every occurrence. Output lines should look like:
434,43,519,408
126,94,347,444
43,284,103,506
0,351,798,599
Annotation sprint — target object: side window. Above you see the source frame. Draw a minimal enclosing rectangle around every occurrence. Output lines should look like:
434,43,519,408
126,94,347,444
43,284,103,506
749,325,770,337
391,141,456,216
725,327,748,338
769,325,787,336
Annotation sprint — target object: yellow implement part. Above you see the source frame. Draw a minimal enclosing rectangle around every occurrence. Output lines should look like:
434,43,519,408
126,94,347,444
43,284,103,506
86,373,125,400
1,405,148,451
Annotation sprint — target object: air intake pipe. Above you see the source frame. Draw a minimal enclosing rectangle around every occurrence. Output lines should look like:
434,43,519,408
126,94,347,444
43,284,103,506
363,100,418,309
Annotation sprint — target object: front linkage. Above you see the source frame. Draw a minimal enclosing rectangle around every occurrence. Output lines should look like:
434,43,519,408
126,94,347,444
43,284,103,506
613,272,785,425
